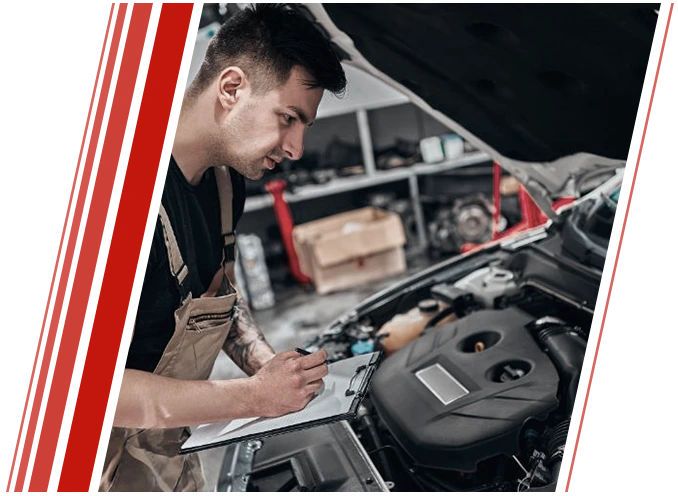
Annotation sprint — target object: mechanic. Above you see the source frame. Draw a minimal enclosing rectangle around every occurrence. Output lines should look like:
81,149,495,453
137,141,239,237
100,5,347,492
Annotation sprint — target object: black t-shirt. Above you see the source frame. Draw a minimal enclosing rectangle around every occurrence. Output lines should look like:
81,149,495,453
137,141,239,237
126,156,246,372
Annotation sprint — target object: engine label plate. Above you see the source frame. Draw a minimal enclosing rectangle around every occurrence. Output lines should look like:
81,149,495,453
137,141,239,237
416,363,469,405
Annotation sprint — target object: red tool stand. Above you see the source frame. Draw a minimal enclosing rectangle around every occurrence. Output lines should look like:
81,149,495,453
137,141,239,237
265,179,313,285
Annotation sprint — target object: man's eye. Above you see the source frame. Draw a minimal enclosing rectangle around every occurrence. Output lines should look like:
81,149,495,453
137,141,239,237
282,113,295,125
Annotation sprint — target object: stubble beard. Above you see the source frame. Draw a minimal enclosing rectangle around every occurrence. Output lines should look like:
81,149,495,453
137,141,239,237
214,109,266,180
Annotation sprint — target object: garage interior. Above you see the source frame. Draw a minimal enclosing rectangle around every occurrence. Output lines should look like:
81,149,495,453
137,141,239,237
192,4,542,490
161,4,668,490
186,15,501,344
187,17,522,376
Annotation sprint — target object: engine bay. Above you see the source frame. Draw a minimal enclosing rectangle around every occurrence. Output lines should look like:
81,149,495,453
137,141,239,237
218,200,610,492
322,246,599,492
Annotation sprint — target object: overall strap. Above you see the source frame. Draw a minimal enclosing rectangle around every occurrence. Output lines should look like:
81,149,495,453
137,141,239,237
214,166,237,270
157,204,190,300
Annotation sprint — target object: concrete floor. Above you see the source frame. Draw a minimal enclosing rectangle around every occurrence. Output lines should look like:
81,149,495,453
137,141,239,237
198,253,432,491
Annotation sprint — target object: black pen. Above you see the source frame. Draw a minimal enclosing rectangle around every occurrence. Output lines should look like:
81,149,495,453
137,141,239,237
295,347,330,364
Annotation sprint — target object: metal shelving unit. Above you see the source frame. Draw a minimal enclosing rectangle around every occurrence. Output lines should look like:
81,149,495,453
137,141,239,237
241,64,490,249
244,152,489,212
244,151,491,247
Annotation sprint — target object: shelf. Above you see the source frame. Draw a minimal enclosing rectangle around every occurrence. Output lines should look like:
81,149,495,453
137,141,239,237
243,151,491,212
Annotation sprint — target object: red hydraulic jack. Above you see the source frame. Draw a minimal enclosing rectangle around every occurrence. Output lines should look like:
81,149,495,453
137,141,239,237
461,162,574,254
265,179,313,285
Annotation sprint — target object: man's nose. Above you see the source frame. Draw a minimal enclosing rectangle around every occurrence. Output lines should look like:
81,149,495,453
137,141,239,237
282,127,304,161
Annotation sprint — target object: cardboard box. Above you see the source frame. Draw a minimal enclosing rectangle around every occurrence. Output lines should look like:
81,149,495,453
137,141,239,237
293,207,407,295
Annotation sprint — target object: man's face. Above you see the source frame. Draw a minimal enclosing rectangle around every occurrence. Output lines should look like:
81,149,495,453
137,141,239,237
217,66,323,180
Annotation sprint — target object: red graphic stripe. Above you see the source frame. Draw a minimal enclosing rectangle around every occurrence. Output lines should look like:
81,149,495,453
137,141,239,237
76,3,116,186
74,3,128,188
95,4,115,83
4,2,194,494
95,2,128,108
91,2,195,492
5,4,127,493
88,2,153,298
95,2,194,468
565,3,673,491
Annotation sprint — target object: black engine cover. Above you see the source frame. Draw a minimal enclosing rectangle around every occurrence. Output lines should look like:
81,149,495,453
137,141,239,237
371,308,559,471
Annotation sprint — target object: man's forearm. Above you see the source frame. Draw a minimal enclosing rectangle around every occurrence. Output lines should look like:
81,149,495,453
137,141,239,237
224,294,275,376
114,369,262,429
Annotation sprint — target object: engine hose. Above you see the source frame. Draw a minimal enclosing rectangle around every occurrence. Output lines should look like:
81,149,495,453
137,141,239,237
357,407,394,484
424,305,457,330
546,419,571,466
537,326,586,414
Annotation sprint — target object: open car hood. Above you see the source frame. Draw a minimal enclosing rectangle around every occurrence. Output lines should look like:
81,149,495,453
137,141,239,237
302,3,658,218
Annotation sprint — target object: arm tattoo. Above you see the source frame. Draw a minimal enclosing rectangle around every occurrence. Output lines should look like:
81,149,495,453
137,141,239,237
223,293,275,376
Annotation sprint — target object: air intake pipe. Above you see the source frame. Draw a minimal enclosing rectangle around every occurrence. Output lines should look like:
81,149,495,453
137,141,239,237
534,320,586,414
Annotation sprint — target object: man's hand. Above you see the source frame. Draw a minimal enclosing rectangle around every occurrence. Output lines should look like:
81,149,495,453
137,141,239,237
115,351,326,429
250,349,329,418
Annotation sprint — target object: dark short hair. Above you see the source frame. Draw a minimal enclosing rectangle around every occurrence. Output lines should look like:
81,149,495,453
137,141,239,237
189,4,347,97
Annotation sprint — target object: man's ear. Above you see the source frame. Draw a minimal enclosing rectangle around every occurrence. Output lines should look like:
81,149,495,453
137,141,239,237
217,67,248,110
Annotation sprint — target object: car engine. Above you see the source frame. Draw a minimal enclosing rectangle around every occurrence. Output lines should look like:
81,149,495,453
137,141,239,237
305,217,596,492
220,195,614,492
218,250,596,491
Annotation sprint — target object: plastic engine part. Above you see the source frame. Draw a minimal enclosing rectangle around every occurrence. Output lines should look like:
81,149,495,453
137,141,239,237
370,307,559,471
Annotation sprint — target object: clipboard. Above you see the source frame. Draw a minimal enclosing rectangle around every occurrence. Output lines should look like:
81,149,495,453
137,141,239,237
179,351,381,454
